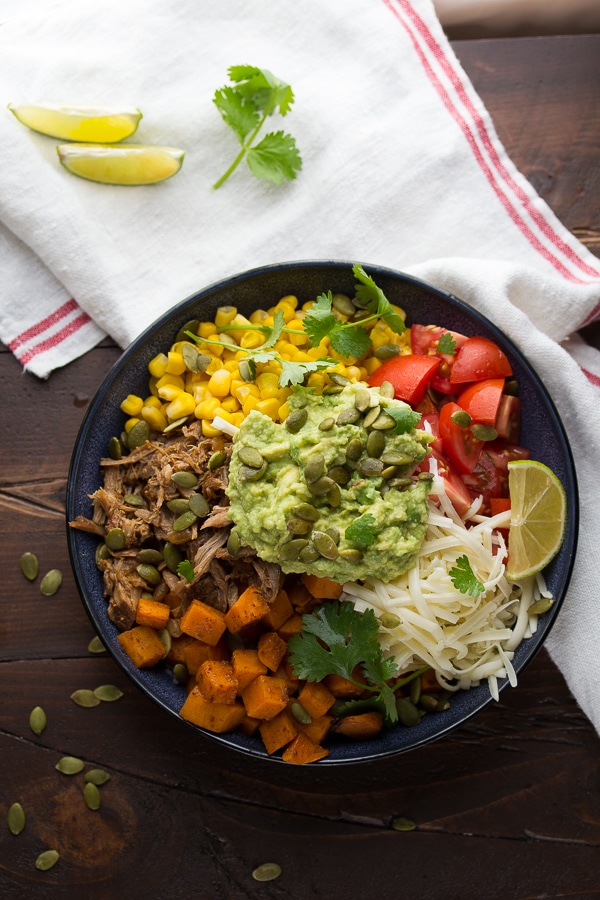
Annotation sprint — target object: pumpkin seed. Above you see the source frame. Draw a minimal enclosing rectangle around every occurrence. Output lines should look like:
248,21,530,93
379,380,395,399
328,372,351,386
345,438,363,461
307,475,335,497
182,343,211,374
354,388,371,412
331,293,356,316
189,493,210,517
318,416,335,431
286,517,313,536
108,435,123,460
105,527,126,551
471,424,498,442
70,689,101,708
381,450,413,466
312,530,339,560
40,569,62,597
238,357,256,383
418,694,439,712
375,343,401,359
163,416,190,433
84,782,101,811
293,503,320,522
290,701,312,725
172,470,198,488
153,581,170,602
322,384,343,395
35,849,59,871
280,539,309,561
339,548,363,562
55,756,85,775
87,635,106,654
158,629,171,657
370,412,396,431
127,420,150,450
391,816,416,832
381,466,399,480
252,862,282,883
409,675,422,706
8,802,26,835
285,408,308,433
450,409,472,428
327,483,342,508
173,510,198,532
173,663,189,684
163,541,184,572
136,563,162,585
238,446,265,469
366,430,385,458
84,769,111,786
379,612,401,629
175,318,201,343
336,407,361,426
327,465,351,485
208,449,227,470
167,498,190,515
326,526,340,544
304,453,325,483
94,684,124,702
240,461,267,481
123,493,146,507
529,597,554,615
299,544,320,563
396,697,421,727
136,548,163,565
20,551,39,581
226,529,241,557
95,542,110,568
363,405,381,428
29,706,47,735
357,457,384,477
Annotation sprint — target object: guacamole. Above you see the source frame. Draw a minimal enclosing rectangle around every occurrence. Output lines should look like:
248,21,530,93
226,382,433,583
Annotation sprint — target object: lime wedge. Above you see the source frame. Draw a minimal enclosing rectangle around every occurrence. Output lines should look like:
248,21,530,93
8,103,142,142
505,459,567,581
57,144,184,185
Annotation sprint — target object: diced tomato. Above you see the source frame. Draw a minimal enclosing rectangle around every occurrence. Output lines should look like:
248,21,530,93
462,452,502,514
457,378,504,426
421,449,472,517
438,402,483,475
410,324,468,395
494,394,522,443
490,497,511,516
368,354,440,406
449,337,513,384
419,411,442,453
485,440,530,495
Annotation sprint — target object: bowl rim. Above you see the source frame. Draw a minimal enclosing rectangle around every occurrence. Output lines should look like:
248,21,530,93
66,259,579,765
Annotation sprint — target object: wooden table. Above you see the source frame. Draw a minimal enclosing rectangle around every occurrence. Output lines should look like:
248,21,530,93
2,34,599,900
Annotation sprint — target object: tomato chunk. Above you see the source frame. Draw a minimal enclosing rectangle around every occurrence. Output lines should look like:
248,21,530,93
438,402,483,474
494,394,521,443
421,449,472,517
410,324,468,394
450,337,512,384
368,354,440,406
457,378,505,426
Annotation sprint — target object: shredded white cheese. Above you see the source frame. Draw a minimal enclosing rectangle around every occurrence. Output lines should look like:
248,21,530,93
343,477,550,701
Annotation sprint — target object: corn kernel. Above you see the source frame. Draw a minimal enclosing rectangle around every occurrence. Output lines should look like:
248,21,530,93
239,331,264,350
279,294,298,310
231,412,245,428
250,309,270,325
141,406,168,432
165,351,187,375
120,394,144,416
256,397,281,420
241,395,261,416
363,357,382,376
256,372,280,396
278,400,290,421
214,305,237,327
143,395,162,409
207,368,232,398
345,366,363,382
220,397,240,413
234,383,260,402
124,417,141,433
157,384,184,402
195,397,221,420
286,319,308,345
198,322,215,338
166,391,196,420
148,353,169,378
205,357,223,376
201,419,222,437
223,358,241,372
192,384,210,403
274,300,296,323
307,372,327,390
148,376,159,398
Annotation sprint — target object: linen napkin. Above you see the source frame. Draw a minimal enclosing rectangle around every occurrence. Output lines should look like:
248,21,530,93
1,0,600,734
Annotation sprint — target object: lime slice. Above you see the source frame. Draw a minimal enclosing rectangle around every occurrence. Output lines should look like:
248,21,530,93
505,459,567,581
57,144,184,185
8,103,142,142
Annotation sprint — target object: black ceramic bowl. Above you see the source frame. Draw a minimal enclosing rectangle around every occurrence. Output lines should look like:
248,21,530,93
66,260,578,765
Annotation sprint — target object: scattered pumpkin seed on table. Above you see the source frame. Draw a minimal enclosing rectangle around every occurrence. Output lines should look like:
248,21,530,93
391,816,417,832
70,689,101,708
40,569,62,596
29,706,47,735
93,684,123,702
8,802,26,835
252,862,282,882
35,849,60,870
83,782,101,810
87,635,106,654
84,769,111,786
20,551,39,581
55,756,85,775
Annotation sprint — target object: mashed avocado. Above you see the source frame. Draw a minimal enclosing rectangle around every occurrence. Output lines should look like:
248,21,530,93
226,382,433,583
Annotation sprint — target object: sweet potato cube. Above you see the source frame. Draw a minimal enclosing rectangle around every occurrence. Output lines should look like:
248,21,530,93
273,663,300,696
257,631,288,672
239,715,261,737
297,680,335,719
297,714,333,746
300,573,344,599
180,687,245,733
259,707,298,754
333,711,383,740
196,659,238,704
231,648,267,692
224,586,270,633
135,596,171,630
117,625,166,669
323,670,367,699
282,733,329,764
242,675,288,720
262,588,294,630
277,613,304,641
166,633,196,665
183,638,229,675
180,599,227,646
286,579,314,611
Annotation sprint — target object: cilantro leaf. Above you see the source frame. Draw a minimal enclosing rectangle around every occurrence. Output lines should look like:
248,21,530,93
213,65,301,189
278,357,335,387
384,406,422,435
329,325,371,359
177,559,195,584
437,331,457,354
345,514,378,549
352,263,405,335
255,308,285,350
247,131,302,185
303,313,339,347
449,555,485,597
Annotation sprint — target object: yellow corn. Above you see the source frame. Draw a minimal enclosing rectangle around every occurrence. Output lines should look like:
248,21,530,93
201,419,222,437
234,383,260,403
157,383,184,402
195,396,221,420
120,394,144,416
207,368,232,398
198,322,215,338
256,397,281,420
148,352,169,379
166,391,196,421
250,308,270,325
256,372,280,398
143,395,163,410
220,396,240,413
124,417,141,433
240,330,264,350
214,306,237,327
165,351,187,375
241,394,261,416
141,405,168,432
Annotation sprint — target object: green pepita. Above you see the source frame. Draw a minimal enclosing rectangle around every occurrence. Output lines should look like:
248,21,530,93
306,475,335,496
240,461,267,481
189,493,210,517
336,407,361,426
293,503,320,522
29,706,47,736
226,529,241,557
391,816,416,832
182,343,211,374
172,470,199,489
528,597,554,615
363,405,381,428
208,449,227,470
252,862,282,883
94,684,124,702
290,701,312,725
354,388,371,412
374,343,401,359
299,544,320,563
163,416,190,433
95,542,110,568
378,380,395,399
357,457,384,477
327,483,342,508
238,357,256,383
327,465,351,485
370,412,396,431
123,493,146,507
366,430,385,458
318,416,335,431
8,802,26,835
238,446,265,469
84,769,111,786
40,569,62,597
286,517,314,535
108,435,123,460
136,548,163,565
167,498,190,515
127,419,150,450
450,409,472,428
379,612,401,629
312,530,339,560
396,697,421,727
280,539,309,561
35,849,60,871
136,563,162,585
339,548,363,562
173,510,198,532
105,527,126,551
175,318,201,343
345,438,363,461
173,663,189,684
70,689,101,708
55,756,85,775
304,453,326,484
84,782,101,811
331,293,356,316
471,423,498,442
285,408,308,433
163,541,184,572
20,551,39,581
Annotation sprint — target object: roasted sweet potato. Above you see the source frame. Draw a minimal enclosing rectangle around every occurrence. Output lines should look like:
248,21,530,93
297,713,334,746
259,707,298,754
281,733,329,764
196,659,238,704
297,680,335,719
135,596,171,630
261,588,294,631
180,599,227,646
241,674,288,720
183,637,229,675
277,613,304,641
224,586,271,633
117,625,166,669
231,648,267,692
179,687,245,733
257,631,288,672
300,573,343,600
333,711,383,740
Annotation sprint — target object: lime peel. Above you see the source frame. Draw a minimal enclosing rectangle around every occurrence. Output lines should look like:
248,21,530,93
8,103,142,143
57,143,184,185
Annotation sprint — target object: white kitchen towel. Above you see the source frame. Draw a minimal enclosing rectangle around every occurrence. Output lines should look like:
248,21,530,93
1,0,600,733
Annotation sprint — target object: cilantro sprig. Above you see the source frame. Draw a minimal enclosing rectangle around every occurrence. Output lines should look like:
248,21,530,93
437,331,457,355
213,65,302,189
288,601,399,723
449,555,485,597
